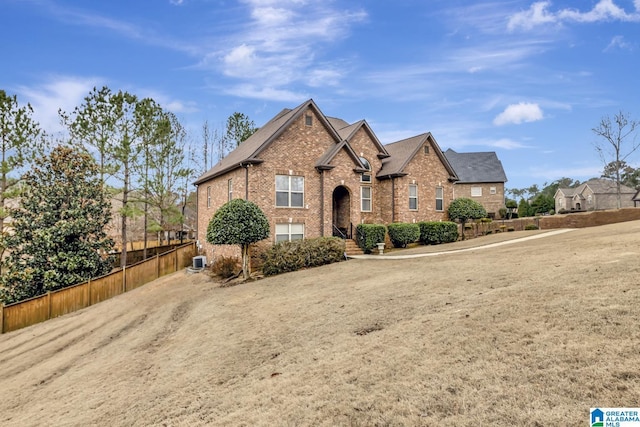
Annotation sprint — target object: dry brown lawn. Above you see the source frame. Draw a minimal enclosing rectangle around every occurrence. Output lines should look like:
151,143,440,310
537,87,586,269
1,221,640,426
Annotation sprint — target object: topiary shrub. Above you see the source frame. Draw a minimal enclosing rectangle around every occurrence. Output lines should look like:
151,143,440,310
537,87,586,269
206,199,269,279
355,224,386,254
387,223,420,248
262,237,345,276
418,221,459,245
525,224,539,230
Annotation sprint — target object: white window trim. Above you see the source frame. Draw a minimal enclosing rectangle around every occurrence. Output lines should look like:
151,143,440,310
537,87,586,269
409,184,418,210
490,186,496,195
361,186,372,212
207,186,211,208
276,175,304,208
471,186,482,197
228,179,233,201
275,223,304,242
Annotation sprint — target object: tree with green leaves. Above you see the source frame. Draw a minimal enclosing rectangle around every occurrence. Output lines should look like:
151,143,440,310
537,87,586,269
134,97,170,258
505,199,518,219
0,90,42,270
0,146,113,304
146,112,191,245
206,199,269,279
447,198,487,240
518,198,532,217
602,160,640,189
530,193,554,215
226,112,257,149
60,86,116,187
593,111,640,208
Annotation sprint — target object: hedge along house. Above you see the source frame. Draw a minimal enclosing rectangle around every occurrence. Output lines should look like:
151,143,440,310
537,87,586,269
194,99,459,262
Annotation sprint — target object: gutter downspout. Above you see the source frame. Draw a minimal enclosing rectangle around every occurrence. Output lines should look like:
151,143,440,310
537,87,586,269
319,169,325,236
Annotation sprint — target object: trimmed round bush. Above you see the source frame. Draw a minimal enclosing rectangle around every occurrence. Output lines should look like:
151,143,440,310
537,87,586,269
356,224,386,254
262,237,345,276
418,221,459,245
387,223,420,248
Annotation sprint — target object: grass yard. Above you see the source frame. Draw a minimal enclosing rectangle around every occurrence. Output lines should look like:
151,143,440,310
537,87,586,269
1,221,639,426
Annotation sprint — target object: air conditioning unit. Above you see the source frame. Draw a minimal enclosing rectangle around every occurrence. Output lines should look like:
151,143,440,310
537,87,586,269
193,256,207,269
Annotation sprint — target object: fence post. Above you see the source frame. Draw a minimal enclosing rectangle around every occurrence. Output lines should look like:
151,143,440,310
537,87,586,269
156,254,160,278
1,303,4,334
47,291,52,321
123,265,127,293
88,278,92,306
174,248,178,273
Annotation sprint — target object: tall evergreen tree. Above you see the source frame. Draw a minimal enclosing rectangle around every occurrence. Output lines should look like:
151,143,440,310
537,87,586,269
0,146,113,304
0,90,42,270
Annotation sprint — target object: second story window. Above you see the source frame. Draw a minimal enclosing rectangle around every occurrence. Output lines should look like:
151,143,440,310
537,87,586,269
207,186,211,208
360,157,371,182
228,179,233,201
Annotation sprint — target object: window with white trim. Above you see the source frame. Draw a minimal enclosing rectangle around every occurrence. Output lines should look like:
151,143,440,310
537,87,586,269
409,184,418,210
490,186,496,195
275,223,304,242
471,186,482,197
435,187,444,211
276,175,304,207
360,157,371,182
361,186,372,212
228,179,233,201
207,186,211,208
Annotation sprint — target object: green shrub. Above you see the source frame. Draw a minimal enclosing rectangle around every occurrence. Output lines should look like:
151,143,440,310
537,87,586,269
498,207,507,219
262,237,345,276
210,256,240,278
356,224,387,254
418,221,458,245
387,223,420,248
525,224,539,230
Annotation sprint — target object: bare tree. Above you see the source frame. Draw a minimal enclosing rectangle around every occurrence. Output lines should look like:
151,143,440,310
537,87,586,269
593,111,639,208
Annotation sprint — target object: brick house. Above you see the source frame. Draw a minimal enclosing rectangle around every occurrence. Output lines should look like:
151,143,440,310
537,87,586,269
555,178,636,212
194,99,460,261
443,149,507,218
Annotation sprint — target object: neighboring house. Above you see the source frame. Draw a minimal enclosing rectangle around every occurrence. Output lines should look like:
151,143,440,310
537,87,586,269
443,149,508,218
554,178,636,212
194,99,460,261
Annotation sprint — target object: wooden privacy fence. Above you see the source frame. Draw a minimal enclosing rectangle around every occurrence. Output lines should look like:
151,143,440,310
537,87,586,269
0,242,197,334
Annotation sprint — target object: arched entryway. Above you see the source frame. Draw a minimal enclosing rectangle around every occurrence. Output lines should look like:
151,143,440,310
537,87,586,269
332,185,351,238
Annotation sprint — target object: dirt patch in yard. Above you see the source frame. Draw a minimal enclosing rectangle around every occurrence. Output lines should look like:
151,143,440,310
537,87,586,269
1,223,639,426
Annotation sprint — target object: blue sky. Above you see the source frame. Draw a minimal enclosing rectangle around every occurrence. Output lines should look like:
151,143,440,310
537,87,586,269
2,0,640,191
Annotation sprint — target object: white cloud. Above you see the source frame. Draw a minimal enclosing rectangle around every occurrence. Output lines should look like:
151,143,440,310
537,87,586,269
215,1,367,97
16,76,103,135
604,35,632,51
490,138,530,149
223,84,307,102
508,0,640,31
494,103,544,126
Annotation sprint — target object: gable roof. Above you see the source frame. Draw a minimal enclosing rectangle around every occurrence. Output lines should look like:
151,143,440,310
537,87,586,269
378,133,458,180
443,149,507,183
194,99,343,185
581,178,636,195
555,187,577,198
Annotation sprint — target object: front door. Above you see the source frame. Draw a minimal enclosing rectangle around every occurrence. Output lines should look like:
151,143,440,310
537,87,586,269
332,186,351,238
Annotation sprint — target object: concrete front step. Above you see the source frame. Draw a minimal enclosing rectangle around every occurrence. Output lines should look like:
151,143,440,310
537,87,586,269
344,239,364,256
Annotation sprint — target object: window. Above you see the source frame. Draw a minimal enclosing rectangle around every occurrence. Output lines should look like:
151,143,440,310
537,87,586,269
424,145,429,154
360,157,371,182
471,186,482,197
305,114,313,126
206,186,211,208
276,175,304,207
275,223,304,242
228,179,233,201
490,186,496,195
436,187,444,211
409,184,418,210
361,186,372,212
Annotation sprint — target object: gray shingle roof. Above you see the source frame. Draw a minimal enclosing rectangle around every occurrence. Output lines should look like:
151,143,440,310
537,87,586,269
580,178,635,194
443,149,507,183
378,133,458,180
